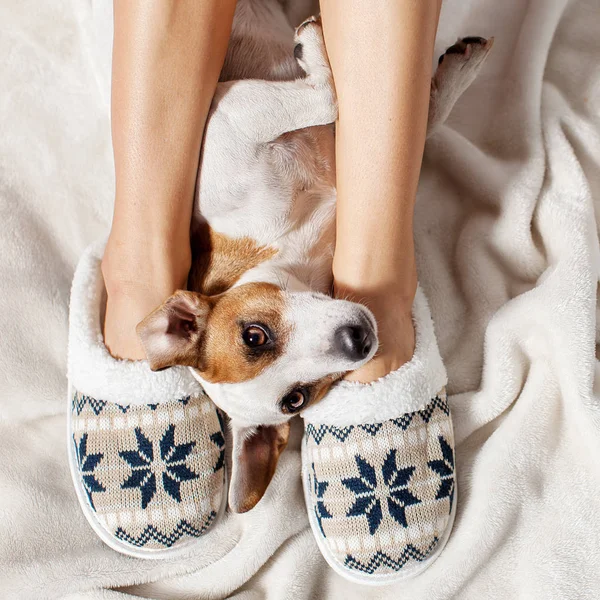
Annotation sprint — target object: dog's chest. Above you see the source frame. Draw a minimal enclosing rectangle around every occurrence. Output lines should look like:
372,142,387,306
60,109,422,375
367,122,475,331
198,118,335,240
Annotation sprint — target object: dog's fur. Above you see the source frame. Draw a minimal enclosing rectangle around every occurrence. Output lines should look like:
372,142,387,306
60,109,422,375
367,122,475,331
137,0,493,512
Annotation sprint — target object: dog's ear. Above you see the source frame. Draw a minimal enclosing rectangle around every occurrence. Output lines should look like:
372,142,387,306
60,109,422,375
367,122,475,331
228,421,291,513
136,290,211,371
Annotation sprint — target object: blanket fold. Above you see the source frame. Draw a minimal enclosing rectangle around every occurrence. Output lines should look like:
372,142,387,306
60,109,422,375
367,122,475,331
1,0,599,597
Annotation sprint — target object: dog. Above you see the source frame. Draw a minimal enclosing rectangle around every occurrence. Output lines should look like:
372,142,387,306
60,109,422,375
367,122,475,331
136,0,493,513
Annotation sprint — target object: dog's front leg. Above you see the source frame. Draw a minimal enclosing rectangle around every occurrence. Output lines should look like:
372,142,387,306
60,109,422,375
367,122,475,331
212,16,336,144
428,37,494,137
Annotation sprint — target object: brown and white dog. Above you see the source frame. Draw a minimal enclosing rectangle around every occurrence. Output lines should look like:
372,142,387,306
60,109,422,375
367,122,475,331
136,0,493,513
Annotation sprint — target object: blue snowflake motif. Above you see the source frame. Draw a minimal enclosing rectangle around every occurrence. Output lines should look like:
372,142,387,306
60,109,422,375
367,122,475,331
120,426,199,509
210,410,226,473
120,429,156,509
427,435,455,509
72,393,86,415
381,450,420,528
342,452,420,535
311,463,332,536
159,425,199,502
73,434,105,510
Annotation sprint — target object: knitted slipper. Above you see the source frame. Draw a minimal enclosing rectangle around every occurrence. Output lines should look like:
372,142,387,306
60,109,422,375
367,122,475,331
301,287,455,585
67,242,227,558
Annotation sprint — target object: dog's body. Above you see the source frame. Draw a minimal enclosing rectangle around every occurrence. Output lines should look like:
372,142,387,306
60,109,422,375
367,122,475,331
138,0,493,512
194,6,337,299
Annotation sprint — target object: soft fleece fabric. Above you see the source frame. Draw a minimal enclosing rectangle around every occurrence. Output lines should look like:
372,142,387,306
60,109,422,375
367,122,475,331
1,0,600,598
68,241,200,405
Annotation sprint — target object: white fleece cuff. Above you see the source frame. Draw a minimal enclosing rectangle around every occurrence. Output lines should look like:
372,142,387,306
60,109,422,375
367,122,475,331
301,286,447,426
67,240,201,405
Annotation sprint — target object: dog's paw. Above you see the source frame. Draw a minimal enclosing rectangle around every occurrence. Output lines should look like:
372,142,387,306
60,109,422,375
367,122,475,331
427,36,493,135
433,36,494,93
294,15,331,85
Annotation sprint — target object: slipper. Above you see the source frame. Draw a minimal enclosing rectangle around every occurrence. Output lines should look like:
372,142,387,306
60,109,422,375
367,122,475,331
67,241,227,558
301,287,455,585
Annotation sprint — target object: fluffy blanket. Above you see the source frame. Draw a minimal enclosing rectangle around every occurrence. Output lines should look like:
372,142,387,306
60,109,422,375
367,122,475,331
1,0,599,598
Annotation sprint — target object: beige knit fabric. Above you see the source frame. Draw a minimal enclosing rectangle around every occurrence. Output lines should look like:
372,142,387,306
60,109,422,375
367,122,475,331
71,391,225,550
304,391,454,575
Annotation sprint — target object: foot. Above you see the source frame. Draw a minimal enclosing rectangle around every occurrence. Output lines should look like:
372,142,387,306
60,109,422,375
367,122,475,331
294,16,333,87
428,36,494,134
333,274,417,383
435,36,494,88
68,243,226,556
343,296,416,383
102,233,191,360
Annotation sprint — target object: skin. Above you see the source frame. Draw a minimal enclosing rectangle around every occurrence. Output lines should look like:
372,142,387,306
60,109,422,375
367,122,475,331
104,0,442,386
320,0,442,382
102,0,236,359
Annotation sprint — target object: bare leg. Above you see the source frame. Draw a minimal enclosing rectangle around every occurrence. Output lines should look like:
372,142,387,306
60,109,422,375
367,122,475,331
320,0,442,382
102,0,236,359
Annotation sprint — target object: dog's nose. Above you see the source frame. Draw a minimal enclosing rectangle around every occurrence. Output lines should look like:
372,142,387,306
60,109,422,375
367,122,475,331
334,324,374,361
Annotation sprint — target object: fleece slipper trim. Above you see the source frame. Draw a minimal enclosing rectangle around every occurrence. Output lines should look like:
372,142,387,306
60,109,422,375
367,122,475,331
68,240,200,406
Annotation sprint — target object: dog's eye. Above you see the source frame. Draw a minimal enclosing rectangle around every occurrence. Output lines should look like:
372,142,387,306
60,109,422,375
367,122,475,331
242,325,269,347
281,388,308,413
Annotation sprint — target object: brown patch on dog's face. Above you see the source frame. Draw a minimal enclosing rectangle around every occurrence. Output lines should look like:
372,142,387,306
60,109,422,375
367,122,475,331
190,223,278,296
279,374,340,415
137,283,290,384
198,283,290,384
307,374,340,405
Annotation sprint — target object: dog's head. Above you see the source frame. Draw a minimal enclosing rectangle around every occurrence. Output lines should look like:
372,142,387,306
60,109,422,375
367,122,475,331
137,282,377,512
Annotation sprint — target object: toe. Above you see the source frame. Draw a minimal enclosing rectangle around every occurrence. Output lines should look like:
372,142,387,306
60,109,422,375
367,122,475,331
296,14,320,35
445,41,467,56
461,36,487,45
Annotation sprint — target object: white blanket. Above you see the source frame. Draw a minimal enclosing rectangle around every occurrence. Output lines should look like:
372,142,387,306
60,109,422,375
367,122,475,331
1,0,599,598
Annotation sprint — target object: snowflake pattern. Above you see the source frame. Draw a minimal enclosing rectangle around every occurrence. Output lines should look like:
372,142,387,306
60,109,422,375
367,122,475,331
160,425,200,502
70,390,226,550
304,392,456,574
427,435,455,509
120,429,156,509
382,450,421,528
73,433,105,509
311,462,332,535
210,410,226,473
120,425,200,509
342,452,420,535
